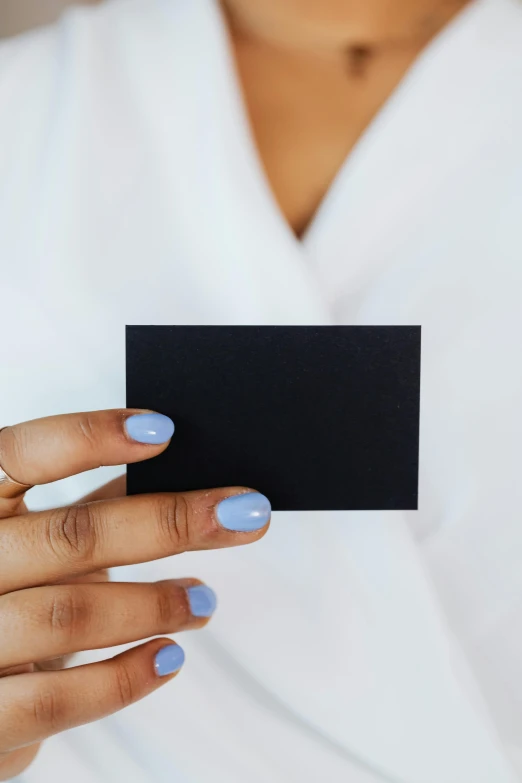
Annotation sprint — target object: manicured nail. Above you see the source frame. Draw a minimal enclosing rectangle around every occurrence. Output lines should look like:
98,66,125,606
154,644,185,677
187,585,217,618
125,413,175,445
216,492,271,532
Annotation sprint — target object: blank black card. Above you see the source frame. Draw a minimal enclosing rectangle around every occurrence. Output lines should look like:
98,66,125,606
126,326,420,511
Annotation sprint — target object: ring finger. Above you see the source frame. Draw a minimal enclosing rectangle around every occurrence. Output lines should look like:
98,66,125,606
0,579,217,670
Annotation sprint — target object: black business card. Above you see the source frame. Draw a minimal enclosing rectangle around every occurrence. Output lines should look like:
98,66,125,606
126,326,421,511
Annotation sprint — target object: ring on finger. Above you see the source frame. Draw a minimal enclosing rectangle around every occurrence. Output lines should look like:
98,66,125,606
0,428,33,499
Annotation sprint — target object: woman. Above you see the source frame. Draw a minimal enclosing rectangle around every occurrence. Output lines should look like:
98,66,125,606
1,0,522,781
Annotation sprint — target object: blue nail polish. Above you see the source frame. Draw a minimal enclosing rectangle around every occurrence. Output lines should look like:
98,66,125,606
216,492,271,532
154,644,185,677
125,413,175,445
187,585,217,618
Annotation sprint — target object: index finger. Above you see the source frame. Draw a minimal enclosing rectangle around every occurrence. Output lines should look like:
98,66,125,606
0,409,175,487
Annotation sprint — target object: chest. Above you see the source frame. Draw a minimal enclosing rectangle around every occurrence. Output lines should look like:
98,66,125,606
231,35,424,236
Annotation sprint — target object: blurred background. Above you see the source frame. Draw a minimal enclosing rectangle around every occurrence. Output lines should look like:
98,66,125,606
0,0,100,38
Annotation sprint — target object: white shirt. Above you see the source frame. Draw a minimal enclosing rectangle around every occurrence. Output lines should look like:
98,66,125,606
1,0,522,781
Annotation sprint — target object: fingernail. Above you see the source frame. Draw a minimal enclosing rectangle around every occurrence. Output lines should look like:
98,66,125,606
125,413,175,445
216,492,271,532
154,644,185,677
187,584,218,618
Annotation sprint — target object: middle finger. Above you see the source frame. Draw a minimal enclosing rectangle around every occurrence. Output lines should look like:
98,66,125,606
0,488,271,594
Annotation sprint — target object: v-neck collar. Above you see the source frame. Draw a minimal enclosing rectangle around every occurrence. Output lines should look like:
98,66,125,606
158,0,518,325
201,0,522,321
207,0,484,254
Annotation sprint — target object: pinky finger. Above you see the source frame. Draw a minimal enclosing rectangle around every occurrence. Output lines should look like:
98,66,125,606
0,639,184,753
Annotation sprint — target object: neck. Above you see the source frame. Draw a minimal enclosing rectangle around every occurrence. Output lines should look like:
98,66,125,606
221,0,471,55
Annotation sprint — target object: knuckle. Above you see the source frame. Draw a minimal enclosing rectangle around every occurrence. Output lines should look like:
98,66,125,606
111,662,139,710
47,588,90,641
45,504,97,565
154,583,181,629
156,495,191,551
31,687,63,731
76,413,101,455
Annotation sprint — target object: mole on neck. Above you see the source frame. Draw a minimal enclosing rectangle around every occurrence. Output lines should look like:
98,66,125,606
346,45,374,77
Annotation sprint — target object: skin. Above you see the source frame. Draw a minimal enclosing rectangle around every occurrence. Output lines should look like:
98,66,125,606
1,1,471,778
224,0,470,236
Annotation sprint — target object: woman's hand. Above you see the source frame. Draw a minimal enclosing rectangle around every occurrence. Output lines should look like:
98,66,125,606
0,409,271,780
